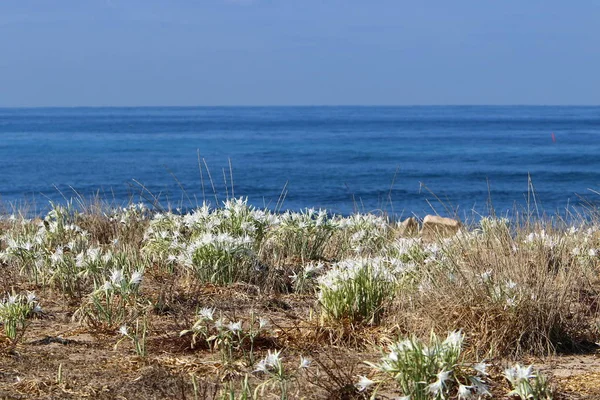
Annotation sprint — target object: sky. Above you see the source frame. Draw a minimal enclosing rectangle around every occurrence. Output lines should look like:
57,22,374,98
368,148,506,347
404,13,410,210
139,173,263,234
1,1,599,106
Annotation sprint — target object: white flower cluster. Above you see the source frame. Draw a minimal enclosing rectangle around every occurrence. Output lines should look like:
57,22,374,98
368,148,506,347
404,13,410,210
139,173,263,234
362,331,491,399
180,307,271,352
317,257,413,323
384,237,445,266
479,271,522,309
504,363,552,399
337,213,388,230
0,292,43,341
142,198,276,269
107,203,150,225
525,230,562,249
317,257,409,294
0,292,43,315
478,216,510,235
97,268,143,292
279,208,330,229
337,214,389,254
290,261,325,292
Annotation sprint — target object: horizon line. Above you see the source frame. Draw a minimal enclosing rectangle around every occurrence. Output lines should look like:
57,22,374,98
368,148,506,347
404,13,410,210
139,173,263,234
1,104,600,109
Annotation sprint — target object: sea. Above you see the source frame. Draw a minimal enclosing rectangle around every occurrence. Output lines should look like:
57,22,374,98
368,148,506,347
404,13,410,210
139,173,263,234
0,106,599,219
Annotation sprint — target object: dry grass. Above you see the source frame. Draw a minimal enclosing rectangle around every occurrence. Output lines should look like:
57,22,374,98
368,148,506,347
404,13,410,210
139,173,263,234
391,221,598,357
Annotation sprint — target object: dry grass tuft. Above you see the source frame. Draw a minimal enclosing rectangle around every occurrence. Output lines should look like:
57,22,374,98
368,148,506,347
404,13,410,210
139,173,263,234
390,218,600,357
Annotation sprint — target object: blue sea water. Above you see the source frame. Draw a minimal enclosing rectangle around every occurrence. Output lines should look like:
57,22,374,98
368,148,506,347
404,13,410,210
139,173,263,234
0,106,599,218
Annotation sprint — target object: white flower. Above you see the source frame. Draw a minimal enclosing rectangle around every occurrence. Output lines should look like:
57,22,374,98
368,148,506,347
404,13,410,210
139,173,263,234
254,359,268,372
422,345,438,359
88,247,101,262
26,292,37,304
427,379,444,396
505,297,517,308
101,281,113,291
198,307,215,321
304,262,324,277
264,349,281,367
504,364,535,385
32,304,43,314
119,325,129,336
7,294,18,305
393,339,416,353
75,252,85,268
443,330,464,349
469,376,491,396
226,321,242,333
473,361,490,376
437,370,452,383
428,370,452,396
458,384,475,399
589,248,597,257
129,270,143,285
255,349,282,372
299,356,311,369
50,248,64,263
258,317,270,330
355,376,375,392
514,364,535,381
110,269,124,285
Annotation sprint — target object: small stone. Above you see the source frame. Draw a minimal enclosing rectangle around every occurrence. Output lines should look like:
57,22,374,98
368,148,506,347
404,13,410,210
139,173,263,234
420,215,461,240
398,217,419,236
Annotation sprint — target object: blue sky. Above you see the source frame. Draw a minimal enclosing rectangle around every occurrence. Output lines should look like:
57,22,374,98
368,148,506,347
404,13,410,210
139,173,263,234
1,1,599,106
